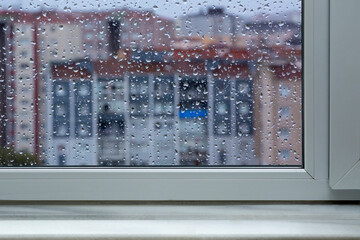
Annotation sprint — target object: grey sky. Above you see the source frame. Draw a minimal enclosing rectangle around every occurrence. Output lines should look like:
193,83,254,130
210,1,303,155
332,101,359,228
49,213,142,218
1,0,301,19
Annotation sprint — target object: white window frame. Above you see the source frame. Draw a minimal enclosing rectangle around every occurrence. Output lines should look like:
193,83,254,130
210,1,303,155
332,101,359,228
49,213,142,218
329,0,360,190
0,0,359,201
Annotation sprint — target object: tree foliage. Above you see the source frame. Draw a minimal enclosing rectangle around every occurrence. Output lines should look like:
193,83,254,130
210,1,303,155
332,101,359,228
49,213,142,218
0,147,39,167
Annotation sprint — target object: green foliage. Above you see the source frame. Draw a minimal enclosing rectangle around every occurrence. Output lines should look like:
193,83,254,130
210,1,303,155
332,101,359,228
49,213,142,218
0,147,39,167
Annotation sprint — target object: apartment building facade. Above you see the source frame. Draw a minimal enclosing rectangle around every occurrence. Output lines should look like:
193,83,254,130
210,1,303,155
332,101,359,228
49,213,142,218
254,54,302,165
46,60,97,166
45,48,257,166
0,8,175,160
176,7,243,48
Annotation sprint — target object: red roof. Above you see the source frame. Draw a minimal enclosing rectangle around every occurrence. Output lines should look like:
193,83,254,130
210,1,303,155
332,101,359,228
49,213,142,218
270,63,302,80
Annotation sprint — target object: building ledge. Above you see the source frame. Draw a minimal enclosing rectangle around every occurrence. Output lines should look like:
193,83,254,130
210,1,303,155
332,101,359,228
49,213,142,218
0,203,359,239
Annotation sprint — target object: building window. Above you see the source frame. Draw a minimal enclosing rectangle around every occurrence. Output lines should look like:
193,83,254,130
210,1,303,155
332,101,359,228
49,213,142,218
19,63,30,69
279,84,291,98
20,50,28,57
278,149,290,161
279,128,290,140
279,107,290,119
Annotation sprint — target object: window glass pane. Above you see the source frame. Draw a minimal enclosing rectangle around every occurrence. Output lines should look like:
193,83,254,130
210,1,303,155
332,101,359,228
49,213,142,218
0,0,302,167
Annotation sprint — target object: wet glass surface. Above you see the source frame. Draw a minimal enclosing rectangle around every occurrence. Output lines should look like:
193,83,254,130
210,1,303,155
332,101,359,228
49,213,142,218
0,0,302,166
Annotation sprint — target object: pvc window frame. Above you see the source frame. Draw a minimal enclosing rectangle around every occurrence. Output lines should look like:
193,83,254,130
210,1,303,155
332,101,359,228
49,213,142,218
1,0,359,201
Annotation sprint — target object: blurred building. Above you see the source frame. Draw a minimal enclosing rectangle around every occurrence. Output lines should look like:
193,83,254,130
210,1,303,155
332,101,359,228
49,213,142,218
242,20,301,49
92,47,257,166
96,76,126,165
77,8,175,58
46,60,97,166
0,10,85,158
176,7,243,48
0,11,38,154
0,20,8,148
175,8,301,51
43,48,258,166
210,61,256,165
253,56,302,165
35,11,85,161
112,9,175,52
74,11,111,60
0,8,175,160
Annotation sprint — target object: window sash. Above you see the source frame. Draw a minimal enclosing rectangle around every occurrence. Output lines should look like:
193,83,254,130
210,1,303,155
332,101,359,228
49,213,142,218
0,0,359,201
329,0,360,190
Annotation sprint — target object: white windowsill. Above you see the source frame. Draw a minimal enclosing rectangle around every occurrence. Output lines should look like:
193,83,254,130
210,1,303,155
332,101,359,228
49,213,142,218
0,204,359,239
